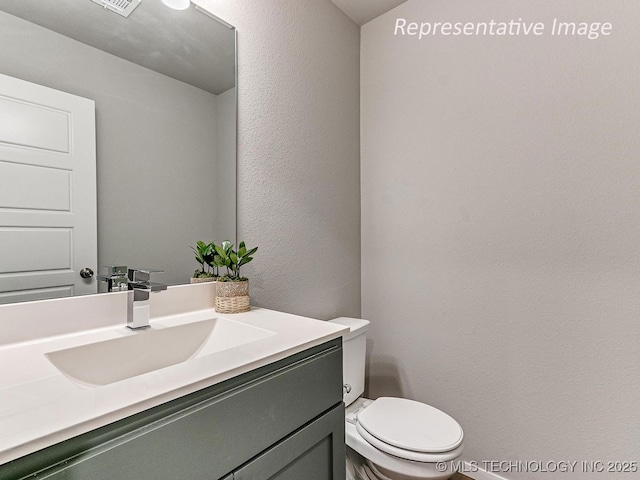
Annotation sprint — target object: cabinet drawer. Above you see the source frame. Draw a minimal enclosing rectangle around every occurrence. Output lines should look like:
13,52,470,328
5,339,343,480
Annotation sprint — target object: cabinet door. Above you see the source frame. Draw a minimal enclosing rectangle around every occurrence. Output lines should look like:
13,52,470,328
234,404,345,480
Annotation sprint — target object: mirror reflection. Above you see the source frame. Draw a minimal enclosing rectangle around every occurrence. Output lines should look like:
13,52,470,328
0,0,236,305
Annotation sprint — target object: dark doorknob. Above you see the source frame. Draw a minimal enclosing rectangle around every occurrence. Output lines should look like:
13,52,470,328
80,268,94,279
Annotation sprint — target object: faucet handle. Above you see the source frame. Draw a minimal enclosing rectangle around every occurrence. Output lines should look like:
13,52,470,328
101,265,128,276
98,265,128,292
128,268,164,283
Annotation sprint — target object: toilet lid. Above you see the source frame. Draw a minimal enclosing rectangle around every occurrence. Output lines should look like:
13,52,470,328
357,397,463,454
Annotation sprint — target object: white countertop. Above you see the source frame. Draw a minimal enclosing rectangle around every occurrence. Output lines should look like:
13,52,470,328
0,304,348,465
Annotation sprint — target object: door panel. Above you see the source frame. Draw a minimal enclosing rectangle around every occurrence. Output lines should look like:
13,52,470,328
0,94,70,152
0,73,96,303
0,161,71,210
0,285,72,303
0,227,72,271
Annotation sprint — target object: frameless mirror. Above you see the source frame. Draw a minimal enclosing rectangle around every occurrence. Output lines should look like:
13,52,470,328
0,0,236,305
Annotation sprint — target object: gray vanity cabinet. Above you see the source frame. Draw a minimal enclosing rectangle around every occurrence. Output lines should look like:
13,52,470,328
3,339,345,480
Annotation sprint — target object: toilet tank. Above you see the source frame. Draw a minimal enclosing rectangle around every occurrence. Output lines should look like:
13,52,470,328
329,317,370,407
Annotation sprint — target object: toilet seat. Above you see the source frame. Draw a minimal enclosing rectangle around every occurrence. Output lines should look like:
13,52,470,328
355,397,463,462
346,421,461,479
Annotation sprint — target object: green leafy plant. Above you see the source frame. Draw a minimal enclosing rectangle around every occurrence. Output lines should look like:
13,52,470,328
214,240,258,282
190,240,216,278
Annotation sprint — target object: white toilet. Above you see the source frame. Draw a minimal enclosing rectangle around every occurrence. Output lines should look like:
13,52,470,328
330,317,464,480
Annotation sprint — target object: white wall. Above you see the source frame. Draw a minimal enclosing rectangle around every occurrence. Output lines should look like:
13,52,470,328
362,0,640,478
199,0,361,319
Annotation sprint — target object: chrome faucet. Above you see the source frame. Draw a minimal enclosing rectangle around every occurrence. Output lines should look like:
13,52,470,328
97,265,129,292
127,268,167,330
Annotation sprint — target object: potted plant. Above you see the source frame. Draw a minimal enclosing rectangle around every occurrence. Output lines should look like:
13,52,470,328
190,240,217,283
213,240,258,313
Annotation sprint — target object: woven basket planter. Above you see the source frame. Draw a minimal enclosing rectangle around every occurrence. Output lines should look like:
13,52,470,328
215,279,250,313
190,276,216,284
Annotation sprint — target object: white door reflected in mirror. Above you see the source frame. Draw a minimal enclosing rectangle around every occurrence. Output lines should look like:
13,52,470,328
0,73,97,304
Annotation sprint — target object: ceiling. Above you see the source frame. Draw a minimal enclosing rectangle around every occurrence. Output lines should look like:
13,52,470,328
331,0,408,26
0,0,235,94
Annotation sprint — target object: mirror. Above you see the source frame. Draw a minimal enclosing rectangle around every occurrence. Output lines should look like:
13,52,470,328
0,0,236,304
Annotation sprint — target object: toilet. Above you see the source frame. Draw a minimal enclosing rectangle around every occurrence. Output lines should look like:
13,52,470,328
330,317,464,480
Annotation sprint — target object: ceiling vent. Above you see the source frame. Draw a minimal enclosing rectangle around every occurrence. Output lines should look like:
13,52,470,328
91,0,141,18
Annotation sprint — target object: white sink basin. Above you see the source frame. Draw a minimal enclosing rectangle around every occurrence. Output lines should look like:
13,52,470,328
45,318,275,387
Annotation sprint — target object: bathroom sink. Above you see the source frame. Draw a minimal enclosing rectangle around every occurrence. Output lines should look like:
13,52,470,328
45,318,274,387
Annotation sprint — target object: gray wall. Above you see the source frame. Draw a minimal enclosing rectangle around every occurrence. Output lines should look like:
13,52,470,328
362,0,640,478
0,11,221,286
200,0,362,319
216,87,237,245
